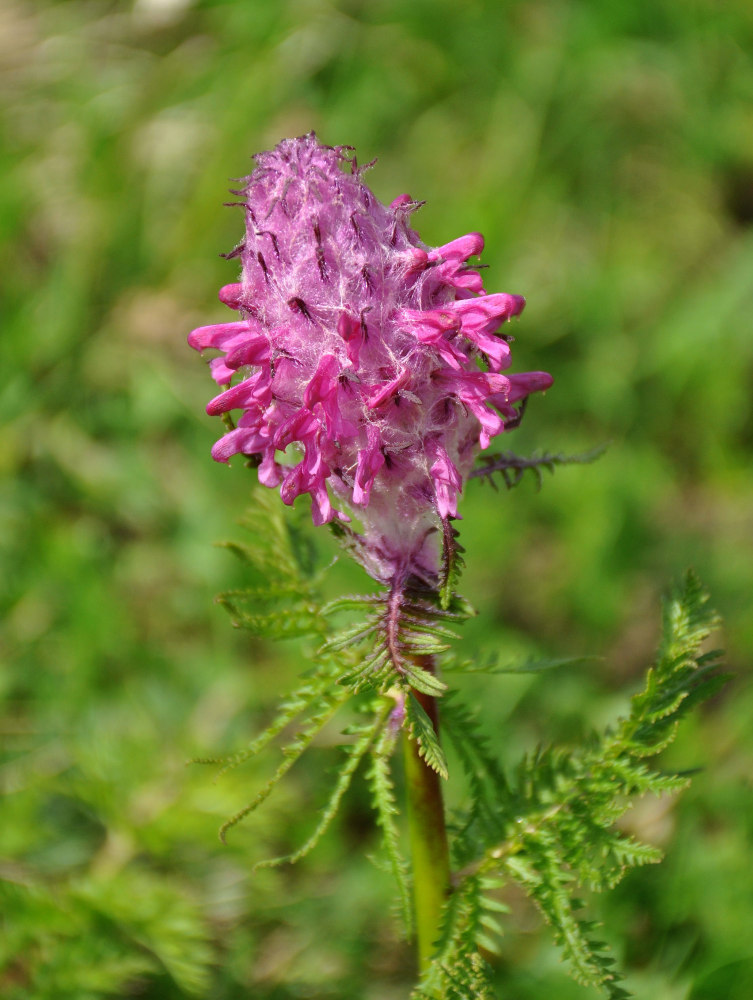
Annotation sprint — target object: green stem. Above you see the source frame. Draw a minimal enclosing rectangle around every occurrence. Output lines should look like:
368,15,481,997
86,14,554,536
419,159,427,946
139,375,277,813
403,679,452,973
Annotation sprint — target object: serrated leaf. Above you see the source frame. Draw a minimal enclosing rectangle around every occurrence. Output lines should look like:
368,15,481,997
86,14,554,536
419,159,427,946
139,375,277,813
191,666,338,774
405,694,448,780
368,729,413,934
216,596,320,639
218,687,349,843
321,594,385,615
402,661,448,698
439,516,465,610
471,442,608,490
255,704,388,868
337,644,395,694
400,632,452,657
399,616,461,641
320,620,380,652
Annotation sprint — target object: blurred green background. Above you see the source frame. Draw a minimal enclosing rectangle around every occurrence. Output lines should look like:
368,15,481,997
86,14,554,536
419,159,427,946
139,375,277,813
2,0,752,996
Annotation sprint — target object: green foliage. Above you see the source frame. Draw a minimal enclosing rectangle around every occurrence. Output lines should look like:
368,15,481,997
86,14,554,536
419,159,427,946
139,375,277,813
323,582,468,696
3,1,750,996
204,493,462,854
429,572,723,999
0,870,213,1000
254,702,390,867
405,694,449,781
216,681,350,844
367,725,413,934
413,872,501,1000
439,518,466,611
191,662,342,773
215,493,327,642
209,495,723,1000
445,652,597,675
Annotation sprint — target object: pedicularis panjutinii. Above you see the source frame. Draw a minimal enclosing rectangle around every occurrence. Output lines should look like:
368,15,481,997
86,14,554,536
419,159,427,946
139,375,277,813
190,135,723,999
189,132,551,585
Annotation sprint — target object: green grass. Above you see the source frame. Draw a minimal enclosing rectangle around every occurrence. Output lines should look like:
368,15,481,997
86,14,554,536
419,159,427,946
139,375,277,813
2,0,752,996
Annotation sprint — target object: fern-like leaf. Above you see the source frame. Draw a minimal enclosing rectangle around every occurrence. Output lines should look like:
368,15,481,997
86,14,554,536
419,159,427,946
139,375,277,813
506,835,630,998
367,724,413,933
442,573,722,997
405,694,448,780
621,571,725,754
413,870,500,1000
470,443,607,490
439,517,465,610
218,686,350,843
322,580,467,697
255,700,391,868
215,488,331,642
217,587,323,639
402,659,448,697
190,662,340,775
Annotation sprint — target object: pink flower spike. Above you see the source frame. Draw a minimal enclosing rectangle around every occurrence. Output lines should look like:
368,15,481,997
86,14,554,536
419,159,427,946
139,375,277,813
338,310,365,366
302,354,357,440
258,449,282,487
189,133,551,584
272,408,319,451
211,425,267,463
396,248,429,275
309,480,349,526
442,370,510,449
399,308,466,369
390,193,414,211
435,261,484,294
309,484,335,526
450,292,526,333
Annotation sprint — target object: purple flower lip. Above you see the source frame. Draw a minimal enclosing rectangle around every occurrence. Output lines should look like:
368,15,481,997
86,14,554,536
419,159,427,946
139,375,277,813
189,133,552,582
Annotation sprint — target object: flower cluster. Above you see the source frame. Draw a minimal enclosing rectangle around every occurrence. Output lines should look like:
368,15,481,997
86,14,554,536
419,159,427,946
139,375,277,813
189,133,551,583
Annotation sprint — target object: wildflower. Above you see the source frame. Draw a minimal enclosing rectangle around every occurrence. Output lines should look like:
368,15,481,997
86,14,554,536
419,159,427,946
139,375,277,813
189,133,552,584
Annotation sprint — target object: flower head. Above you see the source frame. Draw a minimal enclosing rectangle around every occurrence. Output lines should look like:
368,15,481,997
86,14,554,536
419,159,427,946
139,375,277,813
189,133,552,584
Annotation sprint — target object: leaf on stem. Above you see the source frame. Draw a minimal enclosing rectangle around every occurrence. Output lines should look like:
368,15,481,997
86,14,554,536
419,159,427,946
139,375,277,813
405,694,448,780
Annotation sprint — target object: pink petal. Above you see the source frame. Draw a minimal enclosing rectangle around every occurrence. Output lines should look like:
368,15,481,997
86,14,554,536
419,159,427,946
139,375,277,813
206,371,271,415
428,441,462,519
211,426,266,463
506,370,554,402
366,370,410,409
224,334,270,369
188,321,255,351
209,357,235,386
428,232,484,263
218,283,244,309
303,354,339,409
352,426,386,506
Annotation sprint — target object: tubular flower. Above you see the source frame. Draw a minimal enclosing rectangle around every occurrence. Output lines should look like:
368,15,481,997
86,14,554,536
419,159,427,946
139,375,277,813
189,133,552,584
